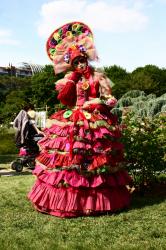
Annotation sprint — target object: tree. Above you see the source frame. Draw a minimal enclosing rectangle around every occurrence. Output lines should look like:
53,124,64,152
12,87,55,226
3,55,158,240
129,71,158,95
131,65,166,96
103,65,130,99
1,90,28,124
0,75,31,124
104,65,128,82
30,65,64,114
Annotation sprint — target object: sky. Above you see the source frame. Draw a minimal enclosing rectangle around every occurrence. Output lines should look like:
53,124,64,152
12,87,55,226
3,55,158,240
0,0,166,72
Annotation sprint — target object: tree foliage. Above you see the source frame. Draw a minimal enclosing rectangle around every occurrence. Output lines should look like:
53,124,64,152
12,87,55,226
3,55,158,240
104,65,130,99
104,64,166,98
1,90,29,124
30,65,64,115
0,76,31,124
0,63,166,124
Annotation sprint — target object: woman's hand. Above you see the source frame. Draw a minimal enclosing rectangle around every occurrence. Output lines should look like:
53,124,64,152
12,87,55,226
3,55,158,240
104,95,117,107
38,130,45,136
83,98,101,109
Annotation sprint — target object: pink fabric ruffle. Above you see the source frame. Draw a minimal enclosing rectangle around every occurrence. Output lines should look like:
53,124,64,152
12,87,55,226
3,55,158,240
39,137,68,150
37,149,125,169
37,152,83,168
28,180,131,218
32,165,132,188
94,127,121,139
73,141,92,150
48,125,70,136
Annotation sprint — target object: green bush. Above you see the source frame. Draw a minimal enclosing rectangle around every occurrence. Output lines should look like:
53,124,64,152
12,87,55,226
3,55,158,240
122,113,166,186
0,127,18,155
155,173,166,184
122,90,145,98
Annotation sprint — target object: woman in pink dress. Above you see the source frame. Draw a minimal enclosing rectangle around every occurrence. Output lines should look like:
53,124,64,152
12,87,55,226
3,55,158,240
28,21,132,217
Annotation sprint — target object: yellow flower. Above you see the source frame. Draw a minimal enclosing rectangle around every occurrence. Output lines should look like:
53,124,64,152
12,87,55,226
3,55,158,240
72,23,79,30
70,44,77,50
53,32,60,40
66,31,73,38
82,81,89,90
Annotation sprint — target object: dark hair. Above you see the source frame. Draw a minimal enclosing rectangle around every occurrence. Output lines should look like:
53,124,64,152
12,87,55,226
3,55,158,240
23,104,35,111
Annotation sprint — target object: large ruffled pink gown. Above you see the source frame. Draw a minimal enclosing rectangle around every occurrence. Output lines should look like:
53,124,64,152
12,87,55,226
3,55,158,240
28,71,131,217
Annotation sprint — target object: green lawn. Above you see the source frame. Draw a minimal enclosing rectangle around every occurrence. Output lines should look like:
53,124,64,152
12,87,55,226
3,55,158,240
0,174,165,250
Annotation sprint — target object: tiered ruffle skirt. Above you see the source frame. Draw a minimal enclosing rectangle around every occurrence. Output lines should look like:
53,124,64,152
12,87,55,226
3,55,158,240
28,108,131,217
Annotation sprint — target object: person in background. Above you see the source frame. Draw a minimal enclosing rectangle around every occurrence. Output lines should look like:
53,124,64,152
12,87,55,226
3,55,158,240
13,104,44,149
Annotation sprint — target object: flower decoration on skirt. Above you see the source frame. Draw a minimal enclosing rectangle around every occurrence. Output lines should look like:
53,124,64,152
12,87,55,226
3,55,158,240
83,111,91,120
63,110,73,118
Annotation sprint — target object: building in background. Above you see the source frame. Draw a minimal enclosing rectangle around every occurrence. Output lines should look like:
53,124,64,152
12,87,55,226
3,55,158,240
0,62,44,77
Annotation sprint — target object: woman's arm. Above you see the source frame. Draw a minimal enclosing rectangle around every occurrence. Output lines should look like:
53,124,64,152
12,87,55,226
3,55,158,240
98,72,117,107
55,71,81,107
30,120,45,135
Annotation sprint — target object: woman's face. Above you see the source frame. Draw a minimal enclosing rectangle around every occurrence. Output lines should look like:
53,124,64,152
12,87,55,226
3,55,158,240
72,56,88,72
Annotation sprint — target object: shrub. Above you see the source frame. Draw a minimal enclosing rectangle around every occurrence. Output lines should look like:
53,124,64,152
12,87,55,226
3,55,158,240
115,90,166,119
122,90,145,98
122,113,166,187
0,127,18,155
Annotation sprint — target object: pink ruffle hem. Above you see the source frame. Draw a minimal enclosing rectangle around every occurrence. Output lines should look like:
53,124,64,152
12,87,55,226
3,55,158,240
28,165,131,217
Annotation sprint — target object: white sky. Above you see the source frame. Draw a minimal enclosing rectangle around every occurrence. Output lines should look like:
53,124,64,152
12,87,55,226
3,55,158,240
0,0,166,72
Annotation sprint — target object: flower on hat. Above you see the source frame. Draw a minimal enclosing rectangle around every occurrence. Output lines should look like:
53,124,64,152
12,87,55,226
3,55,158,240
53,32,60,40
79,45,86,52
66,31,73,38
63,44,86,64
49,48,56,55
49,38,57,47
72,23,79,31
70,44,77,50
64,53,70,63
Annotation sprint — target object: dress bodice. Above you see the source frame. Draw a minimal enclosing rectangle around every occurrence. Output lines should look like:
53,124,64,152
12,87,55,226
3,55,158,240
76,75,99,106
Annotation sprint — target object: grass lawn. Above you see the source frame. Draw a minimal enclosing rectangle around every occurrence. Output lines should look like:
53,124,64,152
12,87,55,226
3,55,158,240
0,173,165,250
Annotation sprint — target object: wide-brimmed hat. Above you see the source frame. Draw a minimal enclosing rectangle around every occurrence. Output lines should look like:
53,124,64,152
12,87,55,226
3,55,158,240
27,110,36,119
46,21,98,74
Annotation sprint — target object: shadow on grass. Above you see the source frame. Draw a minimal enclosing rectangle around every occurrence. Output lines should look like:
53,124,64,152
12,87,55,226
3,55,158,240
0,170,32,176
131,186,166,210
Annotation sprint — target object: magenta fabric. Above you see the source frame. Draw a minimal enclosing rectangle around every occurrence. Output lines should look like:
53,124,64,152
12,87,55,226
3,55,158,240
28,70,132,218
28,180,131,218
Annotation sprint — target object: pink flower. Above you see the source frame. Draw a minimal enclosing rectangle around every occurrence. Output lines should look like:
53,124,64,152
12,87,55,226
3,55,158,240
106,97,117,107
